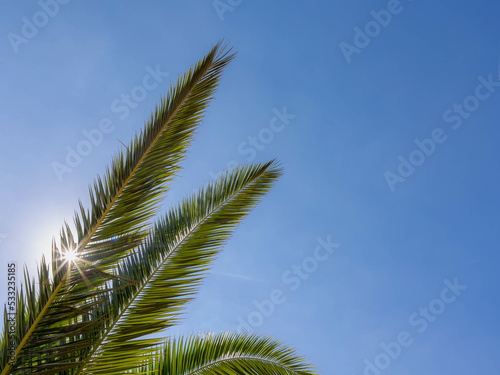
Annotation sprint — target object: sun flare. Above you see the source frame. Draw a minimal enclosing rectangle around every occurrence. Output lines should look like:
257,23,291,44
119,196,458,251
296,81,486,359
64,249,79,262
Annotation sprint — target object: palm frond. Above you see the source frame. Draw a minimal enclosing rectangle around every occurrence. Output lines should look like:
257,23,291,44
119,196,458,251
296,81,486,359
0,41,235,375
135,332,318,375
83,161,282,374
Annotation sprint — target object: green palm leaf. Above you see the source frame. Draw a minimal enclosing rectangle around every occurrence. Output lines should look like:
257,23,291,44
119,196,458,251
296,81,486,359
82,162,282,374
135,332,318,375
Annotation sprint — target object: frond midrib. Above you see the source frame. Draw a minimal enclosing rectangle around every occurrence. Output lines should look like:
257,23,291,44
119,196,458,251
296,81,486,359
0,267,70,375
184,354,305,375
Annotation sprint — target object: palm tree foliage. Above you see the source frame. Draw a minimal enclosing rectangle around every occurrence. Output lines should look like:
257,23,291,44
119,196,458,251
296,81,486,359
0,42,318,375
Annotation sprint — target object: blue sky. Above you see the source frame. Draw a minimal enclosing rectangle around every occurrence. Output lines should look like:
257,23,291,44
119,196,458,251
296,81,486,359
1,1,499,374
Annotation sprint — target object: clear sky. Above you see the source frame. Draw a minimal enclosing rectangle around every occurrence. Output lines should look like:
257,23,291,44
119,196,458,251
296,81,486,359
1,1,499,374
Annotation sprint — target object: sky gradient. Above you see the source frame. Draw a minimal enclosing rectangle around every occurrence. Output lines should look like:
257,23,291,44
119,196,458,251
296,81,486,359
1,1,499,374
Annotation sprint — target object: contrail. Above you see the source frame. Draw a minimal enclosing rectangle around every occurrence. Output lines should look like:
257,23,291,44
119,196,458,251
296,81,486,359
211,271,268,283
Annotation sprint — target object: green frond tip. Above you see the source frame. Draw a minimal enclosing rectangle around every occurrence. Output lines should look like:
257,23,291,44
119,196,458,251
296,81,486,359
75,40,237,268
135,331,318,375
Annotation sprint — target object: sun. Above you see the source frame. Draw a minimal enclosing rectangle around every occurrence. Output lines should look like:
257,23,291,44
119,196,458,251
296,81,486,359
63,248,79,263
